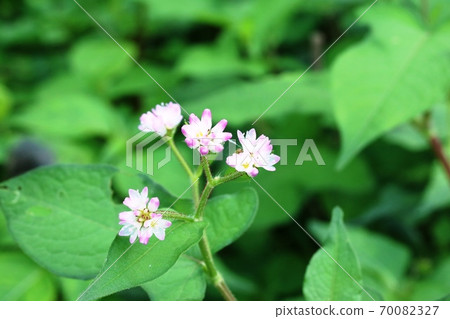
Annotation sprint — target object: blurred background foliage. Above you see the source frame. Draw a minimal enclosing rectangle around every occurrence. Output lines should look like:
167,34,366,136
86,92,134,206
0,0,449,301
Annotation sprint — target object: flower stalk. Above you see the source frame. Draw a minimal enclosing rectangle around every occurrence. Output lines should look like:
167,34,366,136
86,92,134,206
198,234,236,301
130,104,280,300
166,136,200,205
157,209,196,222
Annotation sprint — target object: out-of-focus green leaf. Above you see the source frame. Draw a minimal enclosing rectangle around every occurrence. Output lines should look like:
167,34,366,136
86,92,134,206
11,93,117,139
185,72,331,126
177,41,264,79
70,38,136,81
333,5,450,167
303,207,364,301
136,0,216,21
0,165,118,279
142,255,206,301
0,252,56,301
291,146,374,193
310,221,411,300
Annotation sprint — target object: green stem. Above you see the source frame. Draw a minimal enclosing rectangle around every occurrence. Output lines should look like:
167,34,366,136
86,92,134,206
156,209,195,222
201,156,214,183
201,155,245,186
198,233,236,301
166,137,200,205
195,155,243,300
213,171,246,186
195,182,213,220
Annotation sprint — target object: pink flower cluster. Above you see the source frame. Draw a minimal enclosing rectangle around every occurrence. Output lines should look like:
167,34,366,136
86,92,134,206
137,102,280,176
123,103,281,242
181,109,232,155
226,129,280,177
119,187,172,244
139,102,183,137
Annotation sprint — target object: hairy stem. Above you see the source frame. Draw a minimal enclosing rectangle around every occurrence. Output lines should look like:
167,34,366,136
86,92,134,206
195,155,239,300
214,171,246,186
156,209,195,222
195,182,213,220
167,137,200,205
201,156,214,183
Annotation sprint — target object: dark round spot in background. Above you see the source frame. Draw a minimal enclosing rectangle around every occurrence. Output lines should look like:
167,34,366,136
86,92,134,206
5,139,55,179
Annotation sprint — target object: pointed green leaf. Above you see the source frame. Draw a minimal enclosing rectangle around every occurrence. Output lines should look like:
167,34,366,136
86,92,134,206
333,6,450,167
142,255,206,301
310,221,411,300
303,207,364,301
0,164,118,279
78,220,205,301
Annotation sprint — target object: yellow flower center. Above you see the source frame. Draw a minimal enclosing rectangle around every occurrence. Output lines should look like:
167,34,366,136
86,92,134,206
137,208,151,223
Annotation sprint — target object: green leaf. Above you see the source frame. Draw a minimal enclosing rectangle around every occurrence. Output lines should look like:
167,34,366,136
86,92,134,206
310,221,411,300
78,221,205,301
176,41,264,79
349,228,410,300
205,187,258,253
0,164,119,279
333,5,450,167
11,93,117,139
136,0,216,21
142,255,206,301
303,207,364,301
70,38,135,80
0,252,56,301
184,72,331,126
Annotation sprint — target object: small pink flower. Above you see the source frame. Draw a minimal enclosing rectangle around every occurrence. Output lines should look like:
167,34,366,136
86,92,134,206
140,213,172,243
226,128,280,177
181,109,232,155
119,187,172,244
139,102,183,137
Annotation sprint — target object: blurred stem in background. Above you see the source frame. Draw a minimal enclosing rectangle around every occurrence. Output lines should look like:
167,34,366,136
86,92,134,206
421,0,429,25
415,112,450,181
